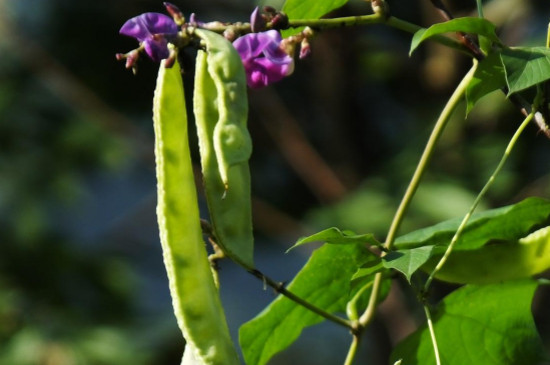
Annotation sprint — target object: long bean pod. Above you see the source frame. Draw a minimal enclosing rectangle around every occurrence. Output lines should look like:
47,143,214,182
153,60,239,364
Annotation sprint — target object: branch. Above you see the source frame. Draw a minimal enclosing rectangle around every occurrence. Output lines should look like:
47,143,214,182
247,268,355,331
200,219,354,331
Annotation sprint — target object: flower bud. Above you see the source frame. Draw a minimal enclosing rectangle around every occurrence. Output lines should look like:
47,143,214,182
299,38,311,59
250,6,266,33
163,2,184,25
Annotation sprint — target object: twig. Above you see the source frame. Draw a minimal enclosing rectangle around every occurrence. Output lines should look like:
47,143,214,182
356,65,476,331
424,99,537,291
247,268,355,331
424,304,441,365
343,334,361,365
429,0,485,59
201,219,354,331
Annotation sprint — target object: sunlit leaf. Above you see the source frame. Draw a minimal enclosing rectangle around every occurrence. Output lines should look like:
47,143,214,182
423,225,550,284
394,197,550,251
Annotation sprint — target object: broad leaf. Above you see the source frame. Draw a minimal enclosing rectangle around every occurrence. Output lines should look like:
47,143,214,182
501,46,550,95
390,280,547,364
239,243,370,365
466,51,506,114
287,227,381,252
410,17,500,55
282,0,349,37
394,197,550,251
382,246,438,282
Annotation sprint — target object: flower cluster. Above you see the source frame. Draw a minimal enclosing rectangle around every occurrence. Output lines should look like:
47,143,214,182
117,5,300,88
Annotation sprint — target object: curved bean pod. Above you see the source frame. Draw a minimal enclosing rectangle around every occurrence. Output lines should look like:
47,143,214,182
193,29,254,269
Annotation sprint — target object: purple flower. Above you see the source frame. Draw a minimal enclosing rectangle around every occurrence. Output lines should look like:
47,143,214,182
233,30,294,89
119,13,178,62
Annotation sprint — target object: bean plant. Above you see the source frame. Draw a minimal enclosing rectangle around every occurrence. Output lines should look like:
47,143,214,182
117,1,550,364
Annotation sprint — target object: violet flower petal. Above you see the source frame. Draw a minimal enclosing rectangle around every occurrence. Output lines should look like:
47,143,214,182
120,13,177,41
140,13,178,35
120,13,177,61
144,38,170,62
233,30,294,88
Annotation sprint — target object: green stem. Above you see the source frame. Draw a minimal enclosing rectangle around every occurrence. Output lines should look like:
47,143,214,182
247,269,354,330
424,305,441,365
424,103,536,291
202,222,354,331
343,334,361,365
354,63,476,348
476,0,484,18
418,90,537,365
288,13,382,28
200,14,470,56
385,65,476,252
289,15,469,54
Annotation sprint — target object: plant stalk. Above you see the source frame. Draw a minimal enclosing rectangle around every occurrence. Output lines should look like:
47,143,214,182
355,63,476,340
424,102,536,291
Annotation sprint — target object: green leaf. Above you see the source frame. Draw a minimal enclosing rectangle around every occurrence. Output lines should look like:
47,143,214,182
466,51,506,114
153,62,239,364
390,280,548,364
351,259,385,282
425,225,550,284
282,0,349,37
287,227,381,252
382,246,438,282
239,243,370,365
394,197,550,251
501,46,550,95
410,17,500,55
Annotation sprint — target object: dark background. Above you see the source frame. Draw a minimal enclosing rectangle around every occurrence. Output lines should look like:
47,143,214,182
1,0,550,364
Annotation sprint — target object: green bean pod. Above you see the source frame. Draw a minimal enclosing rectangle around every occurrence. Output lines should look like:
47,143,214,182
193,29,254,269
153,60,239,364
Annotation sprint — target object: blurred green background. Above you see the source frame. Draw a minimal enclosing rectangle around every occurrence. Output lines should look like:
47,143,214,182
1,0,550,364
